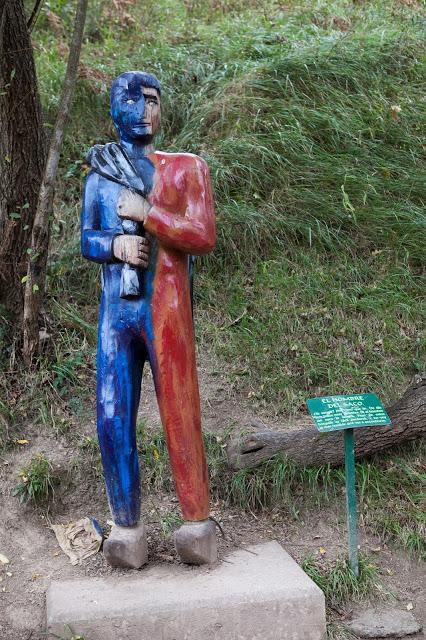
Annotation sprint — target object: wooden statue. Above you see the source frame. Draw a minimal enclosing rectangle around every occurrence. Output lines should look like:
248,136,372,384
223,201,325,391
81,71,217,568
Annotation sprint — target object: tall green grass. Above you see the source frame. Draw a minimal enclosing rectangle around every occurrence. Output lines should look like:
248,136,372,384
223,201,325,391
197,249,424,410
174,28,425,264
36,0,426,265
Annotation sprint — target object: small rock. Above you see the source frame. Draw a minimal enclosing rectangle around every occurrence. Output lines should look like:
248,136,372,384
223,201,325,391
344,607,422,638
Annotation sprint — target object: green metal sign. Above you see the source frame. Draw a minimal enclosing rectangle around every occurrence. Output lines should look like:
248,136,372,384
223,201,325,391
306,393,390,433
306,393,391,578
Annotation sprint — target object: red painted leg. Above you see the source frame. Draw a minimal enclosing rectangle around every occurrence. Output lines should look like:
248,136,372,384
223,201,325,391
151,338,210,521
149,272,210,521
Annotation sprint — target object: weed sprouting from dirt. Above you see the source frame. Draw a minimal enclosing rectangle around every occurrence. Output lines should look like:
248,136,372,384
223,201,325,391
78,435,103,479
302,554,380,607
326,623,357,640
137,427,174,492
148,506,184,539
159,511,184,538
12,454,58,504
46,623,86,640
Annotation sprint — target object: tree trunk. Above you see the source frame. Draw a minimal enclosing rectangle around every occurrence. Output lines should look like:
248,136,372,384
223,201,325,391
227,375,426,470
22,0,88,363
0,0,45,317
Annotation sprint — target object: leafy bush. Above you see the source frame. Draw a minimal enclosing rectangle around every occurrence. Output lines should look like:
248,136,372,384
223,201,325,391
12,454,58,503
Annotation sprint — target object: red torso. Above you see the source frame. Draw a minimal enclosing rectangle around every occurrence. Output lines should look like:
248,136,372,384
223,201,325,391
144,149,215,321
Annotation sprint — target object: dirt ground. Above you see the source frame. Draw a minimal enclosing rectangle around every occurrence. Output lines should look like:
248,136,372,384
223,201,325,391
1,357,425,640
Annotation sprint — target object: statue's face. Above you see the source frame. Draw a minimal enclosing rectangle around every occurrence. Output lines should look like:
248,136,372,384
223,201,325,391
111,73,161,143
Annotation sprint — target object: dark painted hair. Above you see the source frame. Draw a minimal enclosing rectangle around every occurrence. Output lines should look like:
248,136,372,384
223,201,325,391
110,71,161,106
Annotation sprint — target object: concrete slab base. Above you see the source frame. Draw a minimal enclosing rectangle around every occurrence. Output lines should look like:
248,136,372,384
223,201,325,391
46,540,326,640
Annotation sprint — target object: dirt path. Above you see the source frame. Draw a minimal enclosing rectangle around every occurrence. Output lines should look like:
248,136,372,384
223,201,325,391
0,355,425,639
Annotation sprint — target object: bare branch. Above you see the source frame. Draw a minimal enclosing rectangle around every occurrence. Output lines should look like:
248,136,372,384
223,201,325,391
22,0,88,363
27,0,43,32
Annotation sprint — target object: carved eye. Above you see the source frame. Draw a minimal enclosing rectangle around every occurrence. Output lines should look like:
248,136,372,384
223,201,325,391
126,99,135,105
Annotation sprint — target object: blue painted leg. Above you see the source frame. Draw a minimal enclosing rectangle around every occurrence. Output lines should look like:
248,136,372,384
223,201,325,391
96,306,145,526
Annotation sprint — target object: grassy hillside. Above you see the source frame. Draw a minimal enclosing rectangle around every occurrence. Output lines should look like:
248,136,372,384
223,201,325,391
20,0,424,418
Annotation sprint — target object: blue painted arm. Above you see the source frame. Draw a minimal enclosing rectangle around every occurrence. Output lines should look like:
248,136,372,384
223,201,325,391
81,171,117,263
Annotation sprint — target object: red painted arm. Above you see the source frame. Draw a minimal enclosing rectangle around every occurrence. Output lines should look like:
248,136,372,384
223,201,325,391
144,157,216,255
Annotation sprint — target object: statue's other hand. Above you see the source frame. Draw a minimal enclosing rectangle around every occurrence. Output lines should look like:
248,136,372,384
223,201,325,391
113,235,149,268
117,189,151,223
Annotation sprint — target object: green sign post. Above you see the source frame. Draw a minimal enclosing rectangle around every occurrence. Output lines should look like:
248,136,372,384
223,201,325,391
306,393,391,577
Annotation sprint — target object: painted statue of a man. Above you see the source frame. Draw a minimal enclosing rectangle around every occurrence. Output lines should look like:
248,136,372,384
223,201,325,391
81,71,217,568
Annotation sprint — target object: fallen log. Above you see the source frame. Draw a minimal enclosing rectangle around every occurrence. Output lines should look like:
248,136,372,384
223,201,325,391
227,375,426,470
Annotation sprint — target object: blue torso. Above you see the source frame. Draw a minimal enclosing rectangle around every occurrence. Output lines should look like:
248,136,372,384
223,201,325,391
95,155,156,306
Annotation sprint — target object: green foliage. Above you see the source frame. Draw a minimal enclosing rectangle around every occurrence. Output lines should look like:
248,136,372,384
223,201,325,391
35,0,426,260
0,399,12,450
0,299,95,433
224,455,338,514
12,454,58,504
302,554,379,607
52,352,84,394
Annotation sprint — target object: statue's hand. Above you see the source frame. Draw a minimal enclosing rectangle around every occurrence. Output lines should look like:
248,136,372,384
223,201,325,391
117,189,151,223
113,235,149,268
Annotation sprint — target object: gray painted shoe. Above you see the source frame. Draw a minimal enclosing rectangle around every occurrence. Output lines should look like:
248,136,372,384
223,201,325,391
174,519,217,565
103,522,148,569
